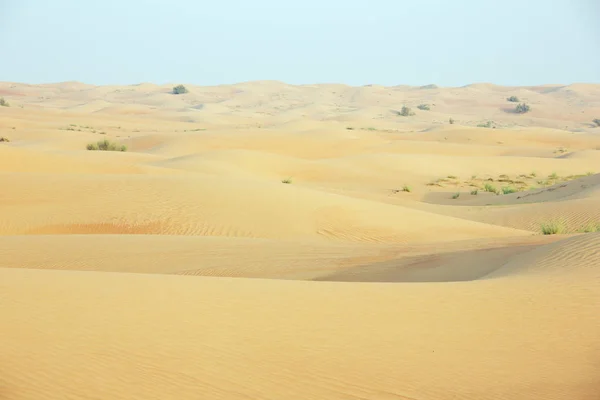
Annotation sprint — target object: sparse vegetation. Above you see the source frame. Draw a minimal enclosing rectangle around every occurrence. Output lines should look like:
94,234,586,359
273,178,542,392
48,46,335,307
501,186,517,195
548,172,559,180
484,183,497,193
0,97,10,107
593,119,600,127
172,84,189,95
397,106,415,117
477,121,494,128
86,139,127,152
281,177,292,184
402,184,412,192
447,175,458,179
417,104,431,111
540,220,565,235
452,192,460,199
515,103,531,114
0,137,10,142
449,118,455,124
470,189,478,195
506,96,519,103
580,223,600,233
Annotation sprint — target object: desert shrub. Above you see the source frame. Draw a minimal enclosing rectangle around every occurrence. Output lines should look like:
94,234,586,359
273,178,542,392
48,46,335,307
484,183,497,193
477,121,494,128
281,178,292,184
502,186,517,194
86,139,127,152
515,103,531,114
593,119,600,127
506,96,519,102
417,104,430,111
540,220,565,235
172,84,188,95
402,184,411,192
470,189,478,195
397,106,415,116
449,118,455,124
452,192,460,199
0,137,9,142
0,97,9,107
581,223,600,233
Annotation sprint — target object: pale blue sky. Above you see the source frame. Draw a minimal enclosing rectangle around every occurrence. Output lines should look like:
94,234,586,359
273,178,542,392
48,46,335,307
1,0,599,86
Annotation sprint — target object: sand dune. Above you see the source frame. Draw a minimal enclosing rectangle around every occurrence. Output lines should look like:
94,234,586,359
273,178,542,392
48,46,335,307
0,80,599,400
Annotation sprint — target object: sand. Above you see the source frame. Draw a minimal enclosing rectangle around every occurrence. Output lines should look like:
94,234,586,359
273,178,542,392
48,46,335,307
0,81,599,399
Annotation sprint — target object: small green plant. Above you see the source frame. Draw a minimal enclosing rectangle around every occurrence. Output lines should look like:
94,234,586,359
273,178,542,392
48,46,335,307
470,189,478,195
0,137,9,142
449,118,455,124
540,220,565,235
477,121,494,128
0,97,10,107
447,175,458,179
397,106,415,117
502,186,517,195
402,184,411,192
417,104,430,111
452,192,460,199
592,119,600,127
530,171,537,177
507,96,520,103
172,84,188,95
580,223,600,233
586,171,595,176
515,103,531,114
346,127,355,130
281,177,292,184
548,172,559,180
86,139,127,152
484,183,497,193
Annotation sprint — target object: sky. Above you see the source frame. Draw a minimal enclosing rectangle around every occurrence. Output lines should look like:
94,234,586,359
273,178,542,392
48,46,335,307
1,0,599,87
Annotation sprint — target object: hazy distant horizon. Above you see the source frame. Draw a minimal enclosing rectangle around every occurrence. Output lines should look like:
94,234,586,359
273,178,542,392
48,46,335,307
3,79,598,89
2,0,599,87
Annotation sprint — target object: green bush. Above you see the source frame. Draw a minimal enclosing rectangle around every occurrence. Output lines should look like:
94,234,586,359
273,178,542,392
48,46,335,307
502,186,517,194
417,104,430,111
172,84,188,94
540,220,565,235
507,96,519,102
449,118,455,124
86,139,127,152
593,119,600,127
0,97,9,107
477,121,494,128
397,106,415,116
515,103,531,114
484,183,497,193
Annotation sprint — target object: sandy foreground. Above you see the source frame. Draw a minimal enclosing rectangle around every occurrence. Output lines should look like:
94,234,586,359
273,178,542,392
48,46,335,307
0,81,599,399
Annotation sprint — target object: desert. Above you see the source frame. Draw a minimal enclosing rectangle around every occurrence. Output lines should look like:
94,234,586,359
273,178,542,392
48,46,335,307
1,80,599,399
